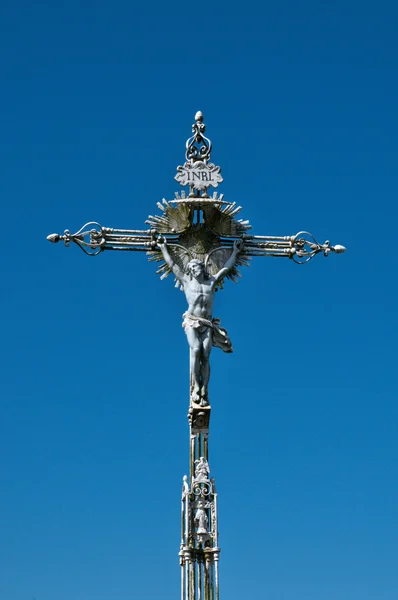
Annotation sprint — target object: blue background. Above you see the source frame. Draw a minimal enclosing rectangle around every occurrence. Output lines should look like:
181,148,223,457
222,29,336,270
1,1,397,599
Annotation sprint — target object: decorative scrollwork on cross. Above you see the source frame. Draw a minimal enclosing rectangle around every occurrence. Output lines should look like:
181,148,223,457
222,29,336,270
47,222,105,256
289,231,346,264
186,111,212,163
192,481,213,497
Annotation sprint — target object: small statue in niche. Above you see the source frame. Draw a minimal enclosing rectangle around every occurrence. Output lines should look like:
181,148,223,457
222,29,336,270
194,500,208,534
194,456,210,481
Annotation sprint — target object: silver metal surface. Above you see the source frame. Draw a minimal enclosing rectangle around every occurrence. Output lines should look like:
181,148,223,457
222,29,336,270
47,112,345,600
186,111,212,162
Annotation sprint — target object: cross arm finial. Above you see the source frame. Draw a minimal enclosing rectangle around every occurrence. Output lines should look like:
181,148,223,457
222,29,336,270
242,231,346,264
46,221,158,256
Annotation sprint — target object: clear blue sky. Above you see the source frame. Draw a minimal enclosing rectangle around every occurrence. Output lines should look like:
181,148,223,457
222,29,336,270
1,1,397,599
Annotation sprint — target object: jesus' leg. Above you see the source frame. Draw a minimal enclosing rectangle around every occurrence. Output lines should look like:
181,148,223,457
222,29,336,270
186,327,202,403
200,328,213,405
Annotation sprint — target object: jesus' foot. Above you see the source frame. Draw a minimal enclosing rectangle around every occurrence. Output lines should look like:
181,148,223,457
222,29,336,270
199,387,208,407
192,387,201,404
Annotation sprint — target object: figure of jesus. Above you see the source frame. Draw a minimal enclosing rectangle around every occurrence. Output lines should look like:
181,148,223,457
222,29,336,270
157,238,242,405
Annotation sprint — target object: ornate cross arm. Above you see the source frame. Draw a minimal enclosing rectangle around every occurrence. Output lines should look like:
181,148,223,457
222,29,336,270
229,231,346,264
47,221,159,256
47,219,346,266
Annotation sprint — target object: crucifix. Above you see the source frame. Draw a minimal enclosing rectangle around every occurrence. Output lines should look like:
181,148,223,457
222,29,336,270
48,111,345,600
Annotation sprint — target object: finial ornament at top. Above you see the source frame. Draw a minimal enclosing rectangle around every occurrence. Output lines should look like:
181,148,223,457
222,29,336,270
176,112,223,193
185,111,212,163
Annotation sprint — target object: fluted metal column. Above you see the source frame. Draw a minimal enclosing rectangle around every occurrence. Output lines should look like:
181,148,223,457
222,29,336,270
181,403,220,600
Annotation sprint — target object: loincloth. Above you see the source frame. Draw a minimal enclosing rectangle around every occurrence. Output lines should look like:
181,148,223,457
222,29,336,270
182,311,233,353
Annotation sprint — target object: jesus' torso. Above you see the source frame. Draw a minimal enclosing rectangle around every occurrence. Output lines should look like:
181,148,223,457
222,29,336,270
184,277,216,319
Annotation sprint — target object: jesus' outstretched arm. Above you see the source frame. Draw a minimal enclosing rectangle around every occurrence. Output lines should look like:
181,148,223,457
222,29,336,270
157,237,186,283
213,239,243,285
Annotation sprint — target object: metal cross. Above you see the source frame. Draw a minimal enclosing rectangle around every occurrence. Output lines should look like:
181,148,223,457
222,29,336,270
48,110,345,406
47,111,345,600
